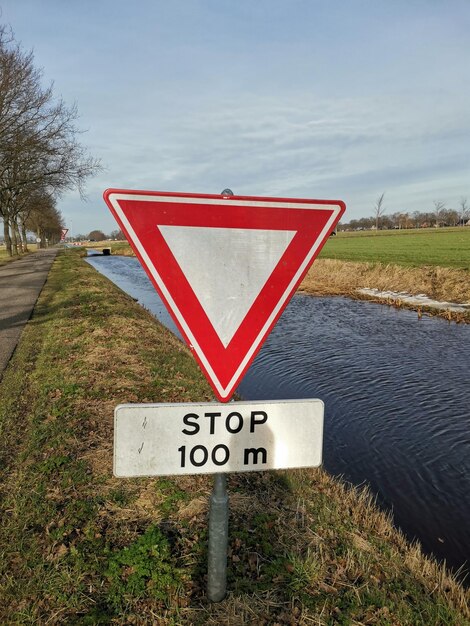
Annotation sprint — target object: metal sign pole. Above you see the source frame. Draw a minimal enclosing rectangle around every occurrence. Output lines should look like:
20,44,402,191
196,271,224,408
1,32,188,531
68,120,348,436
207,187,234,602
207,472,229,601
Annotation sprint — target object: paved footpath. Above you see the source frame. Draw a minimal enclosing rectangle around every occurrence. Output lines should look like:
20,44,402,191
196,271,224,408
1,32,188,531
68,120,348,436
0,249,58,379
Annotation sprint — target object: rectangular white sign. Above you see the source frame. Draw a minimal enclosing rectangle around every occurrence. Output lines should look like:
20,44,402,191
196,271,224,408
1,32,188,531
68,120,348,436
114,399,324,477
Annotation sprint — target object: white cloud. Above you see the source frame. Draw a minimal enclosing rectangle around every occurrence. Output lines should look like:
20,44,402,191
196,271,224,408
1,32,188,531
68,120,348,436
2,1,469,233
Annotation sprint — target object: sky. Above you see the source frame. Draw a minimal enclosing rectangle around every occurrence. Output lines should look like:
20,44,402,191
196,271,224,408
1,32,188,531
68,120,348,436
1,0,469,236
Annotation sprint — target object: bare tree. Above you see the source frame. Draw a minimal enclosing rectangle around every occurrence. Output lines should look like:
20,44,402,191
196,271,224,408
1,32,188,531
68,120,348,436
24,194,64,245
373,192,386,230
459,197,469,225
441,208,459,227
20,188,55,249
411,211,422,228
110,229,126,240
433,201,446,228
0,25,100,255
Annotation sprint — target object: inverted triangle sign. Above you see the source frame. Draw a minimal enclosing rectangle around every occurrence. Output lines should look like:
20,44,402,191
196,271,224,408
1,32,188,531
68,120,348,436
104,189,345,401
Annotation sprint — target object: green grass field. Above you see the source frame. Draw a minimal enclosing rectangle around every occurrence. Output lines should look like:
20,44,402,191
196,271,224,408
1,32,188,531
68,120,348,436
321,227,470,269
0,245,11,265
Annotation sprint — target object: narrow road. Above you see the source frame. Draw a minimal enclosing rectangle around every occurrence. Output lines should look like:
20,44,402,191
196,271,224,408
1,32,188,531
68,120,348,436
0,249,58,379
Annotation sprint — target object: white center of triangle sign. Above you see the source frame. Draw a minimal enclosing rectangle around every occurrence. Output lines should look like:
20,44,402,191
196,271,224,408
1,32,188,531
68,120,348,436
104,189,345,402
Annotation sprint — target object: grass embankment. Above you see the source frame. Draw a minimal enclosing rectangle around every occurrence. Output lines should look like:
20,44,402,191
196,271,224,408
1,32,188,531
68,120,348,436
0,244,15,266
0,251,468,624
0,245,41,266
84,241,134,256
303,259,470,310
109,241,137,256
305,228,470,322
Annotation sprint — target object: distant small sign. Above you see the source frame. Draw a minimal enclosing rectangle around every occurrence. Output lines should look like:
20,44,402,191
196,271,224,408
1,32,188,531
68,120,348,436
114,399,324,477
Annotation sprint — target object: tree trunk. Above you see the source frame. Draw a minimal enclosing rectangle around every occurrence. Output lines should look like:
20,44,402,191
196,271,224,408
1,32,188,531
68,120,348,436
10,220,18,256
3,217,13,256
13,218,23,253
21,219,29,252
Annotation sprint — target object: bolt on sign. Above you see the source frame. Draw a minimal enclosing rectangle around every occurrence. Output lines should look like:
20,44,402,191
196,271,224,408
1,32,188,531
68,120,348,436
103,189,345,402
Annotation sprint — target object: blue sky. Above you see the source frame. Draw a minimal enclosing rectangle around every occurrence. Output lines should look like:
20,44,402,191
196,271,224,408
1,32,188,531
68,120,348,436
1,1,469,236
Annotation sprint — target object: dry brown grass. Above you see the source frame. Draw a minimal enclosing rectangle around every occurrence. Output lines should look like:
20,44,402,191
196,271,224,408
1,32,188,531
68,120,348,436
289,468,470,617
300,259,470,323
302,259,470,304
82,241,135,256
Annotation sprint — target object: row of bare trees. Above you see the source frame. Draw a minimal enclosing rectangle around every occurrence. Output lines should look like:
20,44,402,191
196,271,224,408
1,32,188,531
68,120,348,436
70,229,125,242
341,194,470,231
0,25,100,255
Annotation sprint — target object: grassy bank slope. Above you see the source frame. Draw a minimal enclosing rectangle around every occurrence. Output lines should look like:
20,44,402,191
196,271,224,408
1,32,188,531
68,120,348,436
0,244,15,266
309,229,470,321
1,251,467,624
303,259,470,306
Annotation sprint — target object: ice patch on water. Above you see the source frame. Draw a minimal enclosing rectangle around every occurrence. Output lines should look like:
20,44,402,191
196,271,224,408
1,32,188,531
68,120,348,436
357,288,470,313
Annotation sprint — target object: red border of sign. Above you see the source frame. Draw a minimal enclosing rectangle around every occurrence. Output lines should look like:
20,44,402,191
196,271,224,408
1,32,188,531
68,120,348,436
104,189,345,401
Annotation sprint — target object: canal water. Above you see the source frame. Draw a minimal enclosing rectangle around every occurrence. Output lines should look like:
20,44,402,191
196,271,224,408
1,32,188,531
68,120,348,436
87,253,470,576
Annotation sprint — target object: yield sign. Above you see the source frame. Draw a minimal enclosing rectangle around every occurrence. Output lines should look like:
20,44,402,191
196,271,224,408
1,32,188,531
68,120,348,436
104,189,345,401
60,228,69,241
